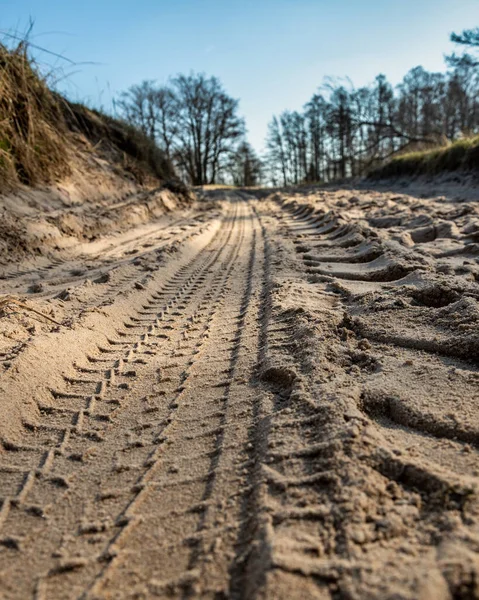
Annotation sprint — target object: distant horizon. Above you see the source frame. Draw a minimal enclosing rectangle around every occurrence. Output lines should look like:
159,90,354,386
2,0,479,153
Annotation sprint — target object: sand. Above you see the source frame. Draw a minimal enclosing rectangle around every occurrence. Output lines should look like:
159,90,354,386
0,182,478,599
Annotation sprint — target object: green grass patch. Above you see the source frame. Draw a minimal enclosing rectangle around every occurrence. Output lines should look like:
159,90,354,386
368,135,479,180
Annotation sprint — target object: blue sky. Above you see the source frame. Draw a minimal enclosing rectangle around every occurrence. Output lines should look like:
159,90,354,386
1,0,478,152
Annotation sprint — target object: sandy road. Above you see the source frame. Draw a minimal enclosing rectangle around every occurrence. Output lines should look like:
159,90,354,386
0,195,284,599
0,188,479,599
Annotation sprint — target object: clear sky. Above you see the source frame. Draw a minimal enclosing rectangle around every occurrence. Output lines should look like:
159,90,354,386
1,0,478,153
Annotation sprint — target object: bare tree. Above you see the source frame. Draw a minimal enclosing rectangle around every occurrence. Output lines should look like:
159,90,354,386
266,116,288,185
152,86,178,162
304,94,327,181
230,141,262,186
116,81,158,140
118,74,245,185
265,36,479,185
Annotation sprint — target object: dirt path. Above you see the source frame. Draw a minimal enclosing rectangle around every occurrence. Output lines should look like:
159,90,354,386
0,195,274,598
0,189,479,599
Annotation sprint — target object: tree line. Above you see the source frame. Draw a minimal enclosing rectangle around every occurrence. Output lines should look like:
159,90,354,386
117,27,479,187
115,74,262,186
265,27,479,185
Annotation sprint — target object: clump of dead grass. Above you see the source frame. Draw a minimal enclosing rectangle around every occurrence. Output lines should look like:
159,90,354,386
0,41,71,190
0,38,177,193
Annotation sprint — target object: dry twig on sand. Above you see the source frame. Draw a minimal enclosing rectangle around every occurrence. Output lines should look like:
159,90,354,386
0,296,64,327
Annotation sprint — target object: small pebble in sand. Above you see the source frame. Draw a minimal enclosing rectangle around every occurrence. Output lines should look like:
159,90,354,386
29,282,44,293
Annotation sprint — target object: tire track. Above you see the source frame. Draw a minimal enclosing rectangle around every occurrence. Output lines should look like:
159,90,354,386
3,188,477,599
264,190,479,599
76,202,249,598
0,197,275,599
81,200,267,599
276,196,479,367
0,200,242,598
224,204,321,599
0,213,206,299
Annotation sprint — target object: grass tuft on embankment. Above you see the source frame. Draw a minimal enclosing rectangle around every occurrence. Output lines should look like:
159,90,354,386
368,135,479,180
0,41,71,189
0,40,175,192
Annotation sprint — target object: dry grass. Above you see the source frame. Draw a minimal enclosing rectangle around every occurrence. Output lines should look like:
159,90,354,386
0,41,71,190
0,296,64,326
0,40,176,192
62,102,176,183
368,135,479,180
